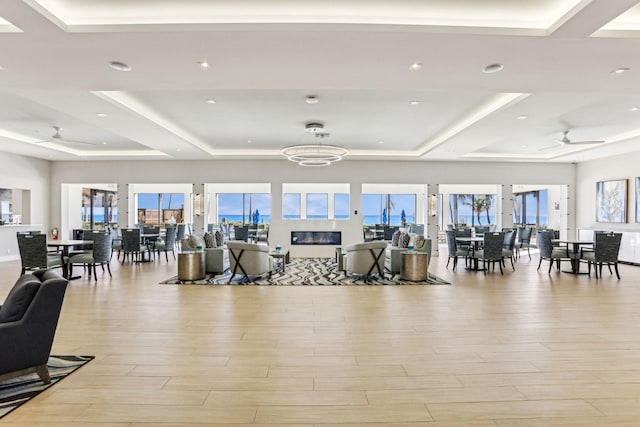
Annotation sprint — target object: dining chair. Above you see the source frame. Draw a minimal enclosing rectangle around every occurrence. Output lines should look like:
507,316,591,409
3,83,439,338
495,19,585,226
120,228,149,263
68,232,112,280
233,225,249,242
155,225,177,261
501,229,517,270
474,231,505,274
580,232,622,279
516,227,532,260
17,233,68,276
537,230,573,273
445,229,470,271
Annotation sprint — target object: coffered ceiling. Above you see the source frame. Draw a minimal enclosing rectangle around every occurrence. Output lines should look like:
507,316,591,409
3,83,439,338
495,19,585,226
0,0,640,163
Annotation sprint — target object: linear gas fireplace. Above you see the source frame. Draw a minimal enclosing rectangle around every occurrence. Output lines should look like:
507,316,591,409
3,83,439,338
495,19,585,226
291,231,341,245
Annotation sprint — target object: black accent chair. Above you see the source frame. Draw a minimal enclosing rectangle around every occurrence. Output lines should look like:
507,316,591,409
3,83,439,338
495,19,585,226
0,269,68,384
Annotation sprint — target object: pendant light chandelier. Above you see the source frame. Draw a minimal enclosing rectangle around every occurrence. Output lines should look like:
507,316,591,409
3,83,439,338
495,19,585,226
280,122,349,167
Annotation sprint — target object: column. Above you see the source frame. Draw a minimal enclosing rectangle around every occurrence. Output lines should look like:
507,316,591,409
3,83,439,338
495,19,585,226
427,183,439,257
193,183,205,234
501,184,514,230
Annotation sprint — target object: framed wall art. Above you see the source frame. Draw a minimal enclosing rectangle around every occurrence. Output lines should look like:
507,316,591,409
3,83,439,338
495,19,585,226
596,179,627,223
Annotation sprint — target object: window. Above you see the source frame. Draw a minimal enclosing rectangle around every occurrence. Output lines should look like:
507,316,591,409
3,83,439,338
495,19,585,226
283,183,350,220
307,193,328,219
334,193,350,220
513,189,548,227
361,193,416,225
448,194,496,226
136,193,184,225
283,193,301,220
84,188,118,229
217,193,271,224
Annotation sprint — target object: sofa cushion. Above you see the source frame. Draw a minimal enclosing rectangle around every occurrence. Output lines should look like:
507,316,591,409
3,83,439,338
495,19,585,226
0,275,41,323
214,230,224,247
203,232,216,248
391,230,401,247
189,234,206,250
398,232,411,248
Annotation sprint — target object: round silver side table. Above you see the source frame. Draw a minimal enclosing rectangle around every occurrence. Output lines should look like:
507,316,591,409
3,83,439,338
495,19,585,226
400,251,429,281
178,251,206,281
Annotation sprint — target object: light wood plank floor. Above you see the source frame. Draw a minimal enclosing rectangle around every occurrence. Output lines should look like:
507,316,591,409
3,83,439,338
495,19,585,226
2,248,640,426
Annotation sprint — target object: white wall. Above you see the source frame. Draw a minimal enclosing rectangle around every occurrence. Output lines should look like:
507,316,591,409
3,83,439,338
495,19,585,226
49,159,576,257
576,151,640,231
0,152,50,260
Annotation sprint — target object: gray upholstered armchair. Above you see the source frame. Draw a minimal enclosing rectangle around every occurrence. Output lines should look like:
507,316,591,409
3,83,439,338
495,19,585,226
0,269,68,384
344,241,388,281
226,241,273,283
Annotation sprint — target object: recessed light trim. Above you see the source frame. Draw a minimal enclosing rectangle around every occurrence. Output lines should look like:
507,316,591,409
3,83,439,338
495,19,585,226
96,113,108,117
109,61,131,72
612,67,630,74
409,62,422,70
517,115,529,120
631,107,639,111
410,101,420,106
305,95,319,104
198,60,210,69
206,99,216,104
483,63,504,74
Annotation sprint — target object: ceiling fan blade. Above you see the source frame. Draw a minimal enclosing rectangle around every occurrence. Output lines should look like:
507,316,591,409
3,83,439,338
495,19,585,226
537,143,560,151
58,138,96,146
564,140,605,145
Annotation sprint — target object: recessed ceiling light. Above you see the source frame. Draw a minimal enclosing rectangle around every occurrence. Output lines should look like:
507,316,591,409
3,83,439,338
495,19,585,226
410,101,420,106
378,140,384,144
631,107,639,111
305,95,319,104
247,140,253,144
109,61,131,72
612,67,630,74
409,62,422,70
206,99,216,104
482,63,504,74
96,113,108,118
0,65,4,71
176,148,181,152
101,141,108,145
198,60,210,69
517,115,529,120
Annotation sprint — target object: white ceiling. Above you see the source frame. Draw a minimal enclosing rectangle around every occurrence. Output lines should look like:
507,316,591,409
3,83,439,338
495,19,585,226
1,0,640,163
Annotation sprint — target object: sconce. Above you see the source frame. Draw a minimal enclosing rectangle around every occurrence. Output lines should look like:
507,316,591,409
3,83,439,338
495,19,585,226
193,193,203,217
428,194,438,217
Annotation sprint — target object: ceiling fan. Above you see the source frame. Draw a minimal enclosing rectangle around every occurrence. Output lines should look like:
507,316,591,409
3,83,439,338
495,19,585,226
34,126,96,146
556,130,605,145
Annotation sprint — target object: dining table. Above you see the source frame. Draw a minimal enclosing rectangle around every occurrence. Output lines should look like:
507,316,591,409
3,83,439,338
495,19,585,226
47,239,91,279
456,236,485,270
553,239,593,274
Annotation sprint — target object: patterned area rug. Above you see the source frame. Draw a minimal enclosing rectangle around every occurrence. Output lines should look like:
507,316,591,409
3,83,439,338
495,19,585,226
160,257,450,285
0,355,94,419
